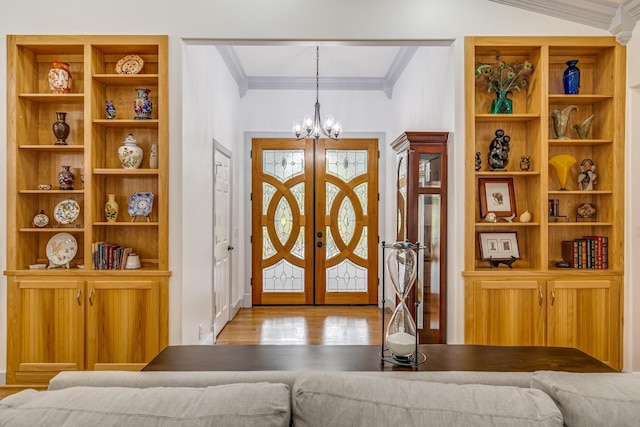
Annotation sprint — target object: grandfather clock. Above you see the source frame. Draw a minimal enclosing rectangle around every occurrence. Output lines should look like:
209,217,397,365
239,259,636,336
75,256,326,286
391,131,448,343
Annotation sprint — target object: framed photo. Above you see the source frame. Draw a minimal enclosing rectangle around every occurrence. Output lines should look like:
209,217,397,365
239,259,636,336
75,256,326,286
478,231,520,260
478,177,516,218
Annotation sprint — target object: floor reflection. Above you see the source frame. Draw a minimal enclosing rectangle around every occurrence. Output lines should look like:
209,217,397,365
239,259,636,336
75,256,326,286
322,316,371,345
259,316,308,344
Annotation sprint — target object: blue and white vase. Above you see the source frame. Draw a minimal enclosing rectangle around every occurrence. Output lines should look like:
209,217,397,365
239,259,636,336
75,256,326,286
563,60,580,95
133,88,152,120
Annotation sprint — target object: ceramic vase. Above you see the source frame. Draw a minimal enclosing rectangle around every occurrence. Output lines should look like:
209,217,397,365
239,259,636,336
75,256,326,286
105,100,116,120
490,91,512,114
58,165,74,190
48,61,72,94
118,134,144,169
149,144,158,169
563,60,580,95
104,194,119,223
52,112,70,145
133,88,153,120
551,105,578,140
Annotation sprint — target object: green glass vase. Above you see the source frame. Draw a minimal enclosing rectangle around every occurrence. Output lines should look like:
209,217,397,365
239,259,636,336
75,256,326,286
490,91,513,114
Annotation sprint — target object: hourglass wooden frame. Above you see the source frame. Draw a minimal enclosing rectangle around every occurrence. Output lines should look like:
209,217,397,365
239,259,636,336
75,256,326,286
380,241,427,368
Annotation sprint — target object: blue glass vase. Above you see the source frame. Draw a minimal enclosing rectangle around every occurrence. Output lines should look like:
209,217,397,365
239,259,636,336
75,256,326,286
563,60,580,94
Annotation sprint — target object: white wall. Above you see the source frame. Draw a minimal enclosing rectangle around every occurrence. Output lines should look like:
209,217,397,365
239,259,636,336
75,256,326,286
2,0,637,380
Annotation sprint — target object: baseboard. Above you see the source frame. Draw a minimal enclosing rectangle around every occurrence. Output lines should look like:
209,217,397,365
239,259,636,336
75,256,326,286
0,371,5,386
201,332,214,345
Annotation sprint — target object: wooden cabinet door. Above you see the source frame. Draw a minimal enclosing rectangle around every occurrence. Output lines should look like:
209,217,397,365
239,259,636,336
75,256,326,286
547,279,621,369
85,280,161,371
469,280,545,346
6,278,84,385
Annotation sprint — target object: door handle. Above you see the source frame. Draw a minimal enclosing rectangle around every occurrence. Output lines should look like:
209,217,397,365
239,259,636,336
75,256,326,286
89,289,94,306
77,289,82,306
538,289,543,306
317,242,323,248
228,245,234,251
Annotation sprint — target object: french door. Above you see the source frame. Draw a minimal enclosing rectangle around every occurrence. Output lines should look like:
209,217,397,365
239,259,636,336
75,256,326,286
251,138,378,305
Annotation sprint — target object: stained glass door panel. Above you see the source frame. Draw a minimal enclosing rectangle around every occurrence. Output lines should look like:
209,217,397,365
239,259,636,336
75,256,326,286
252,138,378,305
251,139,314,304
315,139,378,304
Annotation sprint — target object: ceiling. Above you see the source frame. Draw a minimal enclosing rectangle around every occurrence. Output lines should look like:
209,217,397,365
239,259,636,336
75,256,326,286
215,0,638,98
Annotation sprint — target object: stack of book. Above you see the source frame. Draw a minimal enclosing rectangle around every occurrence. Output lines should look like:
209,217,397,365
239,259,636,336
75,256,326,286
561,236,608,269
92,242,133,270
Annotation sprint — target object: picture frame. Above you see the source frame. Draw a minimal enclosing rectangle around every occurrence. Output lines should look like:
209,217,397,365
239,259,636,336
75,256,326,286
478,231,521,260
478,177,516,218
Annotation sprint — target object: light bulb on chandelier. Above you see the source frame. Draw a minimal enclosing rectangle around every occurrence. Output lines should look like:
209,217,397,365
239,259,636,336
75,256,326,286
292,46,342,140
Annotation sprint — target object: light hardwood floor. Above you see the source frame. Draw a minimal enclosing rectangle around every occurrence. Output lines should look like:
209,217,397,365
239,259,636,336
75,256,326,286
214,306,386,345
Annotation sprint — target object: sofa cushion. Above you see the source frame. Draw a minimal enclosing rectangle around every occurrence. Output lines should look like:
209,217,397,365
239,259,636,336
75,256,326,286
531,371,640,427
0,383,290,427
292,372,562,426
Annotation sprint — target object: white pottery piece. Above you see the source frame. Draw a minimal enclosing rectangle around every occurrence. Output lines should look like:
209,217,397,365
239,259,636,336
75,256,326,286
118,134,143,169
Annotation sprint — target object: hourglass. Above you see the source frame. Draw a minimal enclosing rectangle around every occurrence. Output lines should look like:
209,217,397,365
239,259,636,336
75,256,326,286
381,241,426,367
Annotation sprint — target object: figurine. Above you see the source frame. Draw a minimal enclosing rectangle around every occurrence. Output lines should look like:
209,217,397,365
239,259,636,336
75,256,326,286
551,105,578,139
487,129,510,171
577,158,596,191
483,212,497,223
519,155,531,171
574,114,595,139
475,151,482,171
105,100,116,120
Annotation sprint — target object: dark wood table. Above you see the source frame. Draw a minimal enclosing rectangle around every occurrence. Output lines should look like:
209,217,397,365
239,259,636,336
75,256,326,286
143,344,616,373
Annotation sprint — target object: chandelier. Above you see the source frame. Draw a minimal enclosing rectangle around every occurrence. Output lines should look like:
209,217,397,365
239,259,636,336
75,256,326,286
292,46,342,140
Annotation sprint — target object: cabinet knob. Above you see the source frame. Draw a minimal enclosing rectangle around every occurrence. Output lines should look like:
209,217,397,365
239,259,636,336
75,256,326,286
77,289,82,306
538,289,543,306
89,289,95,306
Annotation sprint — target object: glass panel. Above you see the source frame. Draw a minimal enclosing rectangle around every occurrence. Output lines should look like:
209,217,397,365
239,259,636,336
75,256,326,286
419,153,442,188
354,226,368,260
353,183,367,215
262,183,277,215
326,150,367,182
291,226,305,259
263,259,304,292
325,226,338,259
397,154,407,239
326,182,339,215
326,259,367,292
274,196,293,245
419,194,442,332
263,150,304,182
262,226,276,260
290,182,305,214
337,196,356,245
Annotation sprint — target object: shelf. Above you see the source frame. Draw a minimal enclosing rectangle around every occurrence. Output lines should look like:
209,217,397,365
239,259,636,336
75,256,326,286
92,74,159,86
475,113,540,123
19,227,85,233
19,144,84,152
548,94,613,105
93,222,159,226
476,222,540,227
18,93,84,103
548,222,612,227
19,189,84,194
549,139,612,146
476,171,540,177
548,190,612,195
93,168,159,176
93,119,159,129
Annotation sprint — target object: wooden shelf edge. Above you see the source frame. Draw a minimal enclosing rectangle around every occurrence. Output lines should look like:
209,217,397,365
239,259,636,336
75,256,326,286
475,113,540,122
19,228,85,233
19,145,84,151
549,139,612,146
18,93,84,103
462,269,623,277
475,222,540,227
93,222,159,226
548,190,612,195
93,119,159,129
4,269,172,277
476,171,540,176
93,168,159,175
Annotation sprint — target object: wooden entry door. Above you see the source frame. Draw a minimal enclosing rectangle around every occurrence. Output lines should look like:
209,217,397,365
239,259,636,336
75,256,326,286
251,138,378,305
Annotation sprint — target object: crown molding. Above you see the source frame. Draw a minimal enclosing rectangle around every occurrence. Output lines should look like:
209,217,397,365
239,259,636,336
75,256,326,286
489,0,637,44
216,45,249,97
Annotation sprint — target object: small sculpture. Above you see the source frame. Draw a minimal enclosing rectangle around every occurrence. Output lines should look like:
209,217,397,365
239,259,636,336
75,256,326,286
105,100,116,120
573,114,595,139
484,212,497,223
577,158,597,191
519,155,531,171
519,210,532,223
487,129,510,171
551,105,578,139
549,154,577,190
475,151,482,171
502,213,516,222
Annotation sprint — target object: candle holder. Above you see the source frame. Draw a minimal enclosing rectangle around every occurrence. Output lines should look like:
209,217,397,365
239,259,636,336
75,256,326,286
380,241,426,368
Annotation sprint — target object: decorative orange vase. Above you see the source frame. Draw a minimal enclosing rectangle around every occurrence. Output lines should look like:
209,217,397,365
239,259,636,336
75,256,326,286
48,61,72,94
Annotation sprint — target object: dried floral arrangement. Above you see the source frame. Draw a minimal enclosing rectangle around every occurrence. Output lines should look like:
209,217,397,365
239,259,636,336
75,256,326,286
475,51,534,93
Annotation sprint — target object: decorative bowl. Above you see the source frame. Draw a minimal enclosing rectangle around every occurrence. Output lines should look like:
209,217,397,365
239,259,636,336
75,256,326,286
38,184,52,190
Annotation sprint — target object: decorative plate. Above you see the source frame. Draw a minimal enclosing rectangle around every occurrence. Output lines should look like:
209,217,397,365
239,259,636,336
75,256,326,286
128,192,154,217
33,210,49,228
115,54,144,75
53,199,80,225
46,232,78,267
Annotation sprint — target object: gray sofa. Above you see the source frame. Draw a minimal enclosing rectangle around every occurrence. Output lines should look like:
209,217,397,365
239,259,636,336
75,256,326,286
0,369,639,426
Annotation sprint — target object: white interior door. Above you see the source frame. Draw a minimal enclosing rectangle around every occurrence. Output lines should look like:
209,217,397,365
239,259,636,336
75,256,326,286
213,143,232,339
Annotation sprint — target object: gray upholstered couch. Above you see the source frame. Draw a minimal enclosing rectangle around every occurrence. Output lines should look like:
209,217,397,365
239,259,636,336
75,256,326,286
1,369,639,426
